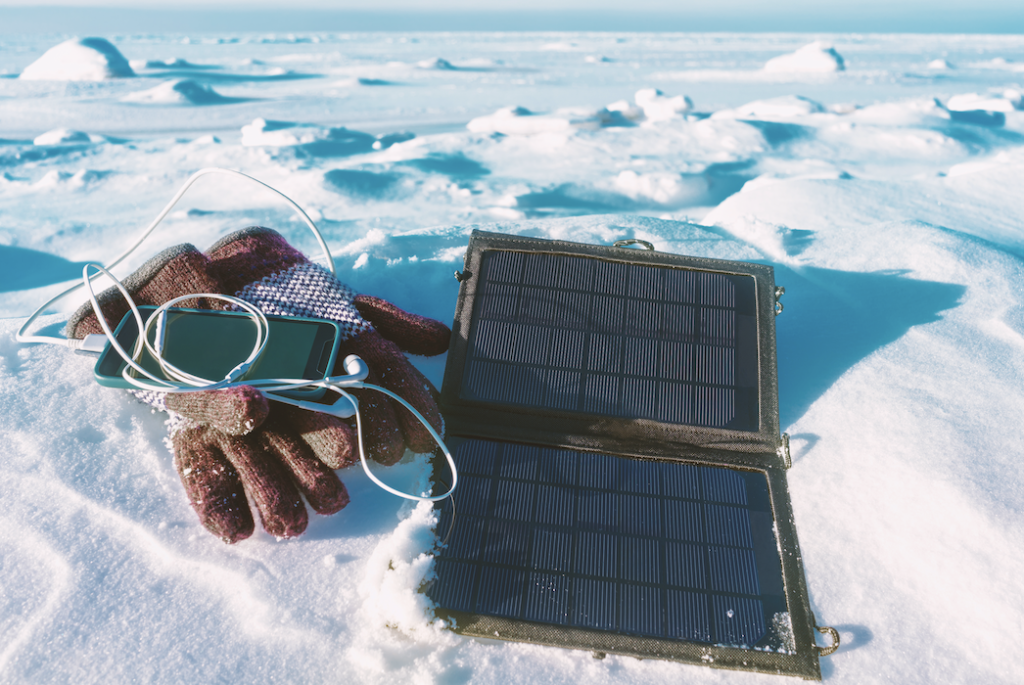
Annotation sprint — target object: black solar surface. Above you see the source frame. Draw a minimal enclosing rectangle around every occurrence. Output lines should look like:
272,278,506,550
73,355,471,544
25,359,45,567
460,250,760,431
429,439,793,652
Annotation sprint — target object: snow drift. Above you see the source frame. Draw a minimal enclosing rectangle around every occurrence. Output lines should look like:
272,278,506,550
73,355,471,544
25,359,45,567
764,41,846,73
19,37,134,81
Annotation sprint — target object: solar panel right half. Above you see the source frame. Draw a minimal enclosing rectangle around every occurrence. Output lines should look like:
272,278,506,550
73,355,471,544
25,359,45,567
432,231,834,679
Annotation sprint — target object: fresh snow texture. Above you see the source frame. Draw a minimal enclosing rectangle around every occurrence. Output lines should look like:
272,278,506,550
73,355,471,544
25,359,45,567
121,79,235,105
764,41,846,73
18,37,134,81
2,31,1024,685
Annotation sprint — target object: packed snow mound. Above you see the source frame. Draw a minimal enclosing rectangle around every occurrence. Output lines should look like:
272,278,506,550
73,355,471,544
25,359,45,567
634,88,693,122
130,58,207,70
417,58,455,70
242,118,355,146
928,58,955,70
19,37,134,81
614,170,709,206
240,118,412,154
467,106,570,135
714,94,826,119
32,128,92,145
764,41,845,73
467,105,632,135
946,89,1023,112
121,79,231,105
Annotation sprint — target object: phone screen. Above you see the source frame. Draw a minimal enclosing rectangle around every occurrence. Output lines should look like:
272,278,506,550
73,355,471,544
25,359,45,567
94,306,340,397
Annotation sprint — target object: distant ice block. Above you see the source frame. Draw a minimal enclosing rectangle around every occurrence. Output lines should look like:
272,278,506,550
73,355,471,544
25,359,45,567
121,79,230,105
634,88,693,122
764,41,845,73
19,38,134,81
946,90,1023,112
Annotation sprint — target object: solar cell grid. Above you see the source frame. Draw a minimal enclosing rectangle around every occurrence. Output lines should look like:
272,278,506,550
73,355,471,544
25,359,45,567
460,250,759,430
429,439,791,651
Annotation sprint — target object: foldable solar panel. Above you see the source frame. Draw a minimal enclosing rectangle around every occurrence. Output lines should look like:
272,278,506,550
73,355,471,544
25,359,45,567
429,231,834,679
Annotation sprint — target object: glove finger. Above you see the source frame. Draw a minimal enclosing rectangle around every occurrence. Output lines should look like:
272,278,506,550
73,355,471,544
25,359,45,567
353,294,451,357
212,429,308,539
259,413,350,515
172,425,254,544
274,401,357,469
67,244,225,339
348,333,443,455
165,386,270,436
348,367,407,466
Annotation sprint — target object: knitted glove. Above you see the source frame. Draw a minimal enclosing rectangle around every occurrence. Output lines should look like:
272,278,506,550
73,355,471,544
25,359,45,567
205,226,451,466
67,244,352,542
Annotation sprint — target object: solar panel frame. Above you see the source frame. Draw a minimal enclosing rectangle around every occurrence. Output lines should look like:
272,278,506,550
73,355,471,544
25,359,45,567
431,231,823,680
441,231,782,457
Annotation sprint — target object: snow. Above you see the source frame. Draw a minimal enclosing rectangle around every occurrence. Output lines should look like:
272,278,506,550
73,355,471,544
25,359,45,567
763,41,846,73
18,37,134,81
121,78,237,105
2,30,1024,685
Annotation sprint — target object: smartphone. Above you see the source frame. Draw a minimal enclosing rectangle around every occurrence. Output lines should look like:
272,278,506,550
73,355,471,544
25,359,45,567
93,306,341,399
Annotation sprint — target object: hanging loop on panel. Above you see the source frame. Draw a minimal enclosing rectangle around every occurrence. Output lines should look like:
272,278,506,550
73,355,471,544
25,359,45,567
774,285,786,315
612,238,655,251
778,433,792,469
815,625,841,657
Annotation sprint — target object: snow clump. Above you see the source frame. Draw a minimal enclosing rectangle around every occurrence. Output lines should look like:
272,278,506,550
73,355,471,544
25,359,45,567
764,41,845,73
634,88,693,122
121,79,231,105
33,128,92,145
713,94,825,120
19,38,134,81
946,89,1023,112
417,58,455,70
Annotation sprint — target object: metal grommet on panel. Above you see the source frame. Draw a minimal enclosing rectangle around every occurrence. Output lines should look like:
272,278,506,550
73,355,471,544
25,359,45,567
612,238,655,251
775,285,786,315
815,625,840,657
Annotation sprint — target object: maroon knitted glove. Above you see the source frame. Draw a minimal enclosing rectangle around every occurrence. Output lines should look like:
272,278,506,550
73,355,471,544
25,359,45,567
205,226,452,466
67,244,352,543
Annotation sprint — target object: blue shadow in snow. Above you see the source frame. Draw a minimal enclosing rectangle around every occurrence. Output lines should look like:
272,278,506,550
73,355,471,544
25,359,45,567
0,245,90,292
400,152,489,178
514,161,757,217
948,109,1005,127
323,168,402,199
0,144,93,167
297,129,376,158
139,70,319,83
774,265,965,427
739,120,812,146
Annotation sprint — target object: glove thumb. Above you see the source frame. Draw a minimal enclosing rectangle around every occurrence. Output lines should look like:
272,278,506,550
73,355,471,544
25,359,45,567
165,386,270,436
353,295,450,357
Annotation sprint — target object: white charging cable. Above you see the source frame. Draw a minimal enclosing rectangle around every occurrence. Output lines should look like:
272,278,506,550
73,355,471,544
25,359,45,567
17,167,334,348
17,167,457,504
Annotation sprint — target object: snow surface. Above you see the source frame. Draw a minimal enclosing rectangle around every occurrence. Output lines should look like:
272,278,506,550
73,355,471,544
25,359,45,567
2,30,1024,685
764,41,845,73
18,37,134,81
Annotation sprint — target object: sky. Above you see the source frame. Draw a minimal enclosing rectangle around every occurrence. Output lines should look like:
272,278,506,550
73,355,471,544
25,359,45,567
1,1,1023,33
